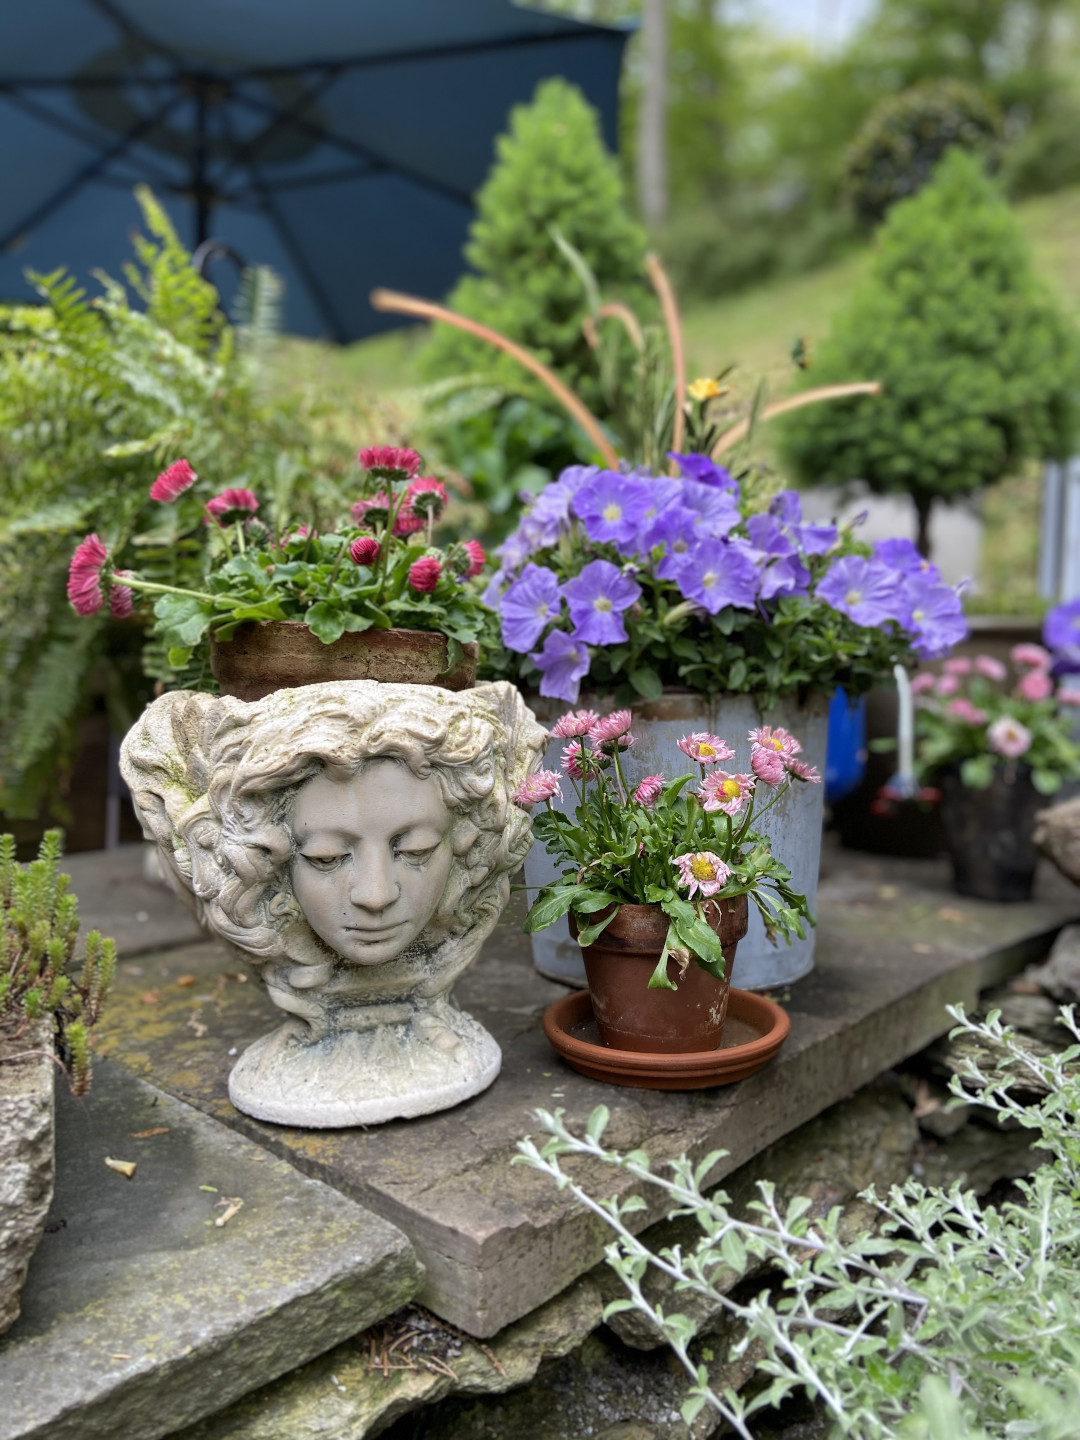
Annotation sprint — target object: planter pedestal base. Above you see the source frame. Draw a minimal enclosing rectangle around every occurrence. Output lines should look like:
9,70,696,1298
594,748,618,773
228,1000,501,1128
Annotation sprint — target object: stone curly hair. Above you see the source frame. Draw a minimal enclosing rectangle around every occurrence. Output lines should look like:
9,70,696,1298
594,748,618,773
121,680,545,1037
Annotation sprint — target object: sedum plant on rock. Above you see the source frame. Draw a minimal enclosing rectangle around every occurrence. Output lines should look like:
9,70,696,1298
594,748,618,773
1,830,115,1095
519,1003,1080,1439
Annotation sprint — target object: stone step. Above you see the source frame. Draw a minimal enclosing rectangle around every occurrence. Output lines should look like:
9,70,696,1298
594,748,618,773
0,1060,422,1440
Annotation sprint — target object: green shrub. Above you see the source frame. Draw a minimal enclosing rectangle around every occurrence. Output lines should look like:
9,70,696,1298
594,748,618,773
843,81,1004,227
779,149,1080,553
0,830,114,1094
520,1002,1080,1439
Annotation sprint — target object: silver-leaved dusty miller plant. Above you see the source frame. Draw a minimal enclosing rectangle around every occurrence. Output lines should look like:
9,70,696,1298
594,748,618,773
517,1004,1080,1440
122,679,546,1126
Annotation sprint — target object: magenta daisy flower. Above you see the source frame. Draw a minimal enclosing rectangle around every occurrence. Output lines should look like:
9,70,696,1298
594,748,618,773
407,557,442,592
358,446,422,481
561,741,586,779
350,536,380,566
205,488,259,525
461,540,486,578
677,732,735,765
633,774,665,808
550,709,600,739
67,533,109,616
699,770,755,816
785,758,822,784
512,770,563,806
149,458,197,503
109,572,135,619
674,851,730,899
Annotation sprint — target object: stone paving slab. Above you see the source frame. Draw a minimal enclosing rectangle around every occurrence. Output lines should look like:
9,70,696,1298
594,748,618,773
90,842,1080,1338
0,1060,422,1440
63,845,203,957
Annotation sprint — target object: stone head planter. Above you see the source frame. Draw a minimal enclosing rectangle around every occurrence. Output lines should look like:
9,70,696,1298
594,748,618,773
121,680,546,1127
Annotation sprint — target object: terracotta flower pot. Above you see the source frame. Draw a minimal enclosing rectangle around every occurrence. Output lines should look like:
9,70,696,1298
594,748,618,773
210,621,478,701
570,895,749,1054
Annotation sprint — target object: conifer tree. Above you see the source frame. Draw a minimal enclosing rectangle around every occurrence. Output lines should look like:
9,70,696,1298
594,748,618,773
780,149,1080,554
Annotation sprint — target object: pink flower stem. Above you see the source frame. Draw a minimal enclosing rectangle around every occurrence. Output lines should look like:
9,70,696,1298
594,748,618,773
119,576,220,604
234,519,246,555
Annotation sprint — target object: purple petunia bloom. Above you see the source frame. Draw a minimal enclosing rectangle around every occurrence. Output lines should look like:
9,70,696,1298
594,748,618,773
530,631,592,703
633,479,685,552
678,539,760,614
651,507,701,579
571,471,652,549
680,480,740,539
563,560,642,645
874,537,942,583
499,563,562,652
1043,598,1080,674
794,521,838,556
770,490,802,525
747,513,795,557
817,555,904,628
670,453,739,493
900,574,968,659
759,553,811,600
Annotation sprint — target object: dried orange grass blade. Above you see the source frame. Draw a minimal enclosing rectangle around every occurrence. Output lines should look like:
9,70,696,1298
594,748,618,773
710,381,882,458
645,252,686,465
370,287,619,470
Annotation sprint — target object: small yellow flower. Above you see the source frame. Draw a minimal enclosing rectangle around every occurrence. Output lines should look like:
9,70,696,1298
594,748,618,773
688,377,723,403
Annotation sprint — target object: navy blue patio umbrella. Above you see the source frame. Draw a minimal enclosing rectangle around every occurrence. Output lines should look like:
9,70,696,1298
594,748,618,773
0,1,630,340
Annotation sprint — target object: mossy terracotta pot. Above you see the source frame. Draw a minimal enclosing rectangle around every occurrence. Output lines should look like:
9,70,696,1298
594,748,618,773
569,895,749,1054
210,621,477,700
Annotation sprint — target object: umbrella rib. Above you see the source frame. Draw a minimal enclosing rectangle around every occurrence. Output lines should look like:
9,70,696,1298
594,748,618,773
231,91,472,208
0,92,181,254
0,87,179,188
252,179,347,344
212,67,344,192
84,0,186,65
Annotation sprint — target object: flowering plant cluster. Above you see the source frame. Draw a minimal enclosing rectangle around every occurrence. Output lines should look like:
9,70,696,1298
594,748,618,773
479,455,967,706
912,644,1080,794
513,710,817,989
66,447,488,673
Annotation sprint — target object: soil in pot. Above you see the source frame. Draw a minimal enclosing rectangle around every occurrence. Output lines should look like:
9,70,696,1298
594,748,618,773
211,622,478,701
940,765,1043,902
571,896,749,1054
0,1019,55,1335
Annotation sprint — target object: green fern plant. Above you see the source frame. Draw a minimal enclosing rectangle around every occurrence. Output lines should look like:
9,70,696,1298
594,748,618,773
0,188,356,822
0,830,115,1095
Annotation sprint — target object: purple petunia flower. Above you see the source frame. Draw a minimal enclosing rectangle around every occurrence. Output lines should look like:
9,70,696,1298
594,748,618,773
530,631,592,703
747,513,795,557
571,472,652,549
651,507,701,580
563,559,642,646
874,537,942,582
759,553,811,600
901,574,968,659
794,521,838,556
1044,598,1080,674
679,480,740,539
817,555,904,628
633,479,685,552
499,563,562,653
670,453,739,493
678,539,760,614
770,490,802,525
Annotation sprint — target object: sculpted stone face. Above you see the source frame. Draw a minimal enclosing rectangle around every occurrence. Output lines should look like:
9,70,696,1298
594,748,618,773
290,759,454,966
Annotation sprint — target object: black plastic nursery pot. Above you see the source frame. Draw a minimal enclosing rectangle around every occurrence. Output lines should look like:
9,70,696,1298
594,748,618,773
939,765,1043,903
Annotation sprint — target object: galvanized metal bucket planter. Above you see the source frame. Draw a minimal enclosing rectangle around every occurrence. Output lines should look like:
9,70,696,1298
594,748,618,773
524,690,829,990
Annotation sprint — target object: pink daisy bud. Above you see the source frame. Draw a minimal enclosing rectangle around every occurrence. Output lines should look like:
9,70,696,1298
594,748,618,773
699,770,755,815
910,673,936,695
973,654,1007,682
408,557,442,593
1011,642,1052,670
149,458,197,503
512,770,562,806
205,488,259,525
461,540,486,578
677,731,735,765
750,746,786,786
633,774,665,808
561,741,586,779
392,505,425,537
942,657,972,676
674,850,731,899
1018,669,1054,702
589,710,633,745
551,709,600,739
110,572,135,619
358,445,423,481
987,715,1032,759
350,536,380,566
67,533,109,616
405,477,448,519
786,758,822,784
946,698,988,725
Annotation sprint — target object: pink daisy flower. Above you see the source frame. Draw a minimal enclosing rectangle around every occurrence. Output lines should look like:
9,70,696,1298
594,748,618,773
973,654,1007,682
408,557,442,593
512,770,562,806
205,488,259,525
1018,669,1053,702
699,770,755,816
149,458,197,503
550,710,600,739
358,445,422,481
786,758,822,784
750,746,786,786
935,674,960,697
67,534,109,616
351,492,392,525
942,657,972,676
748,725,801,759
460,540,486,578
677,731,735,765
589,709,633,745
404,477,448,519
350,536,380,566
1011,642,1052,670
633,774,665,808
946,698,988,725
987,716,1032,759
910,673,936,695
674,851,731,899
561,741,586,779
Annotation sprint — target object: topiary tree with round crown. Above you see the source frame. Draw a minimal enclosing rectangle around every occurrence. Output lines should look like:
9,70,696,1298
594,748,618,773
780,147,1080,556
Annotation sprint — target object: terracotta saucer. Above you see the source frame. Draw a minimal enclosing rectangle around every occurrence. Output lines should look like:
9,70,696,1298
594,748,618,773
542,987,790,1091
